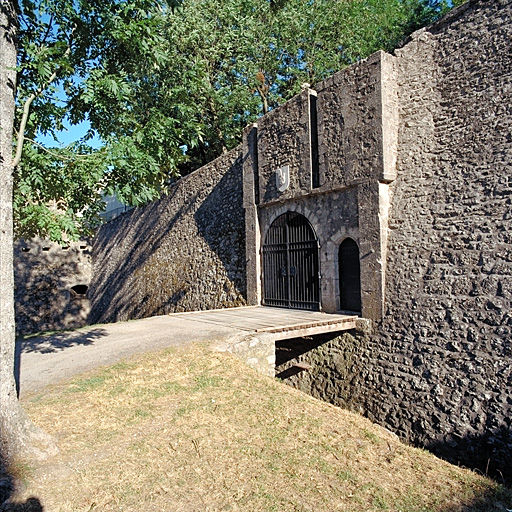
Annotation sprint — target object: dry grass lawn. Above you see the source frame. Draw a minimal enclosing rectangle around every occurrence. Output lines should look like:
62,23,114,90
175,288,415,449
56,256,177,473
9,343,512,512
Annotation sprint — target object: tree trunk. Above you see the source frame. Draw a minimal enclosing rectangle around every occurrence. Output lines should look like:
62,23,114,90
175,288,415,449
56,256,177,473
0,0,58,464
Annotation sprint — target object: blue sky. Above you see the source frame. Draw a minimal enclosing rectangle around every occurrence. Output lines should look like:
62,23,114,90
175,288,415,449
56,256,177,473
37,120,101,148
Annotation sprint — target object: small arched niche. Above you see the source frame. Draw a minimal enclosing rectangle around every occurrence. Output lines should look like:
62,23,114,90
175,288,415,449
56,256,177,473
338,238,361,313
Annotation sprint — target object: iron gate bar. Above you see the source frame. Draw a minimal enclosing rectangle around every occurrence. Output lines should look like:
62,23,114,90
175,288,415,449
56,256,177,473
262,212,320,311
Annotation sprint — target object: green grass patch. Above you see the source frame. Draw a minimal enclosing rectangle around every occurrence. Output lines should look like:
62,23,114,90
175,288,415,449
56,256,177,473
67,374,108,393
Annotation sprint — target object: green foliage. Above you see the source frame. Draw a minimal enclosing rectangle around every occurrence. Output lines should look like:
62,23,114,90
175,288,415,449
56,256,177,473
14,0,458,241
14,0,185,241
14,141,106,242
153,0,459,172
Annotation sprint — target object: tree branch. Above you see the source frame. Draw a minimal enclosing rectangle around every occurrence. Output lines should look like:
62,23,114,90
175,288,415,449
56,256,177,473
22,137,97,160
12,28,74,169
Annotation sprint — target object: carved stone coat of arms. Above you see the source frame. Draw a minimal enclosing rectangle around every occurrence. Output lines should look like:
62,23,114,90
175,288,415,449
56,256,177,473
276,165,290,192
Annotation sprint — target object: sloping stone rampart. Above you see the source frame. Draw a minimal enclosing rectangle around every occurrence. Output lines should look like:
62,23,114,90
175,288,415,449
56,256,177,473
89,149,246,324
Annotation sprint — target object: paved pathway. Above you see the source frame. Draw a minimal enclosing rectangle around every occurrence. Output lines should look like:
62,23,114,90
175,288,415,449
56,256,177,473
17,306,356,397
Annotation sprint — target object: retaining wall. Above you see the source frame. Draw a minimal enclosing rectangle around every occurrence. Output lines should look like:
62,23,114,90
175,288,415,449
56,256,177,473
14,239,92,335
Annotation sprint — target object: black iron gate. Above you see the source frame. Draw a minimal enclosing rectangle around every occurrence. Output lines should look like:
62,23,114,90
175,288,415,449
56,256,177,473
262,212,320,310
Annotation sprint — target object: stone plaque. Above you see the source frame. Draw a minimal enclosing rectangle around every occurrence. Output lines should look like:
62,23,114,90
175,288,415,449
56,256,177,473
276,165,290,192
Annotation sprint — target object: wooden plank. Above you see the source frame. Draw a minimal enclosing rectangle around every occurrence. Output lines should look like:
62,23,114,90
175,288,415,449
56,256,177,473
269,321,357,340
255,317,357,333
294,362,312,370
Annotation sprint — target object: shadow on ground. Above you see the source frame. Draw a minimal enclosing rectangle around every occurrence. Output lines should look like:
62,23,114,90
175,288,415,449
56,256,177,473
0,454,42,512
14,328,108,396
16,328,108,355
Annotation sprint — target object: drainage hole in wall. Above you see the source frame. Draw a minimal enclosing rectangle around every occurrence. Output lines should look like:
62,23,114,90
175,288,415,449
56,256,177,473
71,285,88,296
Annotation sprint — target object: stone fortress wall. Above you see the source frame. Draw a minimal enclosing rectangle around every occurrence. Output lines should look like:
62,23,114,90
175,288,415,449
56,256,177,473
14,0,512,482
14,238,92,335
273,0,512,482
243,50,395,321
89,150,247,324
14,150,247,333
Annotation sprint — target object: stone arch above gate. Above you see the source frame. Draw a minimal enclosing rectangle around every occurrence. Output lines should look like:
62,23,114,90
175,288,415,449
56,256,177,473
262,212,320,311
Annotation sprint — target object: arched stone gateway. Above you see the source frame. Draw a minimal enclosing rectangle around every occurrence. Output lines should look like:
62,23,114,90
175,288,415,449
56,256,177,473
262,212,320,311
338,238,361,313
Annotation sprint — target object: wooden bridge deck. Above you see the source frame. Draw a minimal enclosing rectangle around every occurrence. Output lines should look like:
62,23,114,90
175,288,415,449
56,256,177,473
170,306,358,340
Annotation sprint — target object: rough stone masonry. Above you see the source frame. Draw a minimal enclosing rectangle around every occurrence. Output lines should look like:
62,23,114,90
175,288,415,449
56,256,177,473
274,0,512,483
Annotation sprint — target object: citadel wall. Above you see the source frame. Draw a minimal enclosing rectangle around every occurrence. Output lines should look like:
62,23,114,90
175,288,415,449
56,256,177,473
275,0,512,483
88,149,247,324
